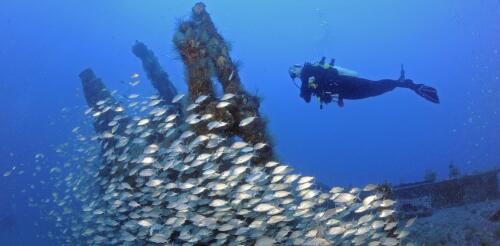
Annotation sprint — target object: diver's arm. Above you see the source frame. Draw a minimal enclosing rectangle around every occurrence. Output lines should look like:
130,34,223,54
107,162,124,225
300,82,312,103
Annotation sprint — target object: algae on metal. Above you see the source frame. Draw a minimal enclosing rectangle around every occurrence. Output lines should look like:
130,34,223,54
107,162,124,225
173,2,274,164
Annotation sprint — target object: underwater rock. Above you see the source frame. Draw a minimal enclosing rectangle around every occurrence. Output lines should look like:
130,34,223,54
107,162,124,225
407,199,500,245
397,197,434,219
489,209,500,222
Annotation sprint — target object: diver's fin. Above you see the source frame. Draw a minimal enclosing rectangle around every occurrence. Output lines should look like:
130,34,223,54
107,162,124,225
413,84,440,104
399,64,406,82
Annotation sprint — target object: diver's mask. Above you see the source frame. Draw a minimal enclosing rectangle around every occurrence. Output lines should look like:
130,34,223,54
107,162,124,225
288,64,303,80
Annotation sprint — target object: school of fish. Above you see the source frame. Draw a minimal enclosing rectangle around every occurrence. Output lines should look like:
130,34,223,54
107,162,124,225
24,86,416,246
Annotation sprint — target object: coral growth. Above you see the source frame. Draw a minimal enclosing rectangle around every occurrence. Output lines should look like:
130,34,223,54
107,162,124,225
173,2,274,164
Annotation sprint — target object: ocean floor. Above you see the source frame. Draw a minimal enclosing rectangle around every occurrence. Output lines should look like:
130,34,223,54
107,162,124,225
408,199,500,245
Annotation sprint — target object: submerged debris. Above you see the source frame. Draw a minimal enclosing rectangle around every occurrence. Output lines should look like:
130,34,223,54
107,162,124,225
31,2,412,246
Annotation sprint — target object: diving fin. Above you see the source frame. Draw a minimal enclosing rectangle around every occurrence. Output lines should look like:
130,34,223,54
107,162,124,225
399,64,439,103
414,84,440,104
399,64,406,82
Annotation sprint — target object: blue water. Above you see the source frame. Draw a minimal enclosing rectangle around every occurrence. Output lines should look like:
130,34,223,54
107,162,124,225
1,0,499,244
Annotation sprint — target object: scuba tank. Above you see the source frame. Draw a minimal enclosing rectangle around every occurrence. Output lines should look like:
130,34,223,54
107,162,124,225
333,65,358,77
315,57,358,77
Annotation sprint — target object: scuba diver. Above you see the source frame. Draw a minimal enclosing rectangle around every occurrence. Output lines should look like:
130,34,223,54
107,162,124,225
288,57,440,109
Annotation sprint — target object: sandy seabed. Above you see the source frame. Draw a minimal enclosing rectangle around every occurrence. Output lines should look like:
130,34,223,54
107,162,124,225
408,199,500,245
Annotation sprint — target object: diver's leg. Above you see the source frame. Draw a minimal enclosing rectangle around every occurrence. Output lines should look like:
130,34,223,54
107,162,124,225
340,78,401,99
366,79,440,103
337,97,344,107
367,79,402,96
339,76,440,103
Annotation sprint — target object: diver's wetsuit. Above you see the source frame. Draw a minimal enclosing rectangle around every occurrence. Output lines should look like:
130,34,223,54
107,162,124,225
299,62,438,107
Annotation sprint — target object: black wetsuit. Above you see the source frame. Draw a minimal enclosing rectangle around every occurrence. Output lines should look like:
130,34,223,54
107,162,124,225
299,62,416,107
